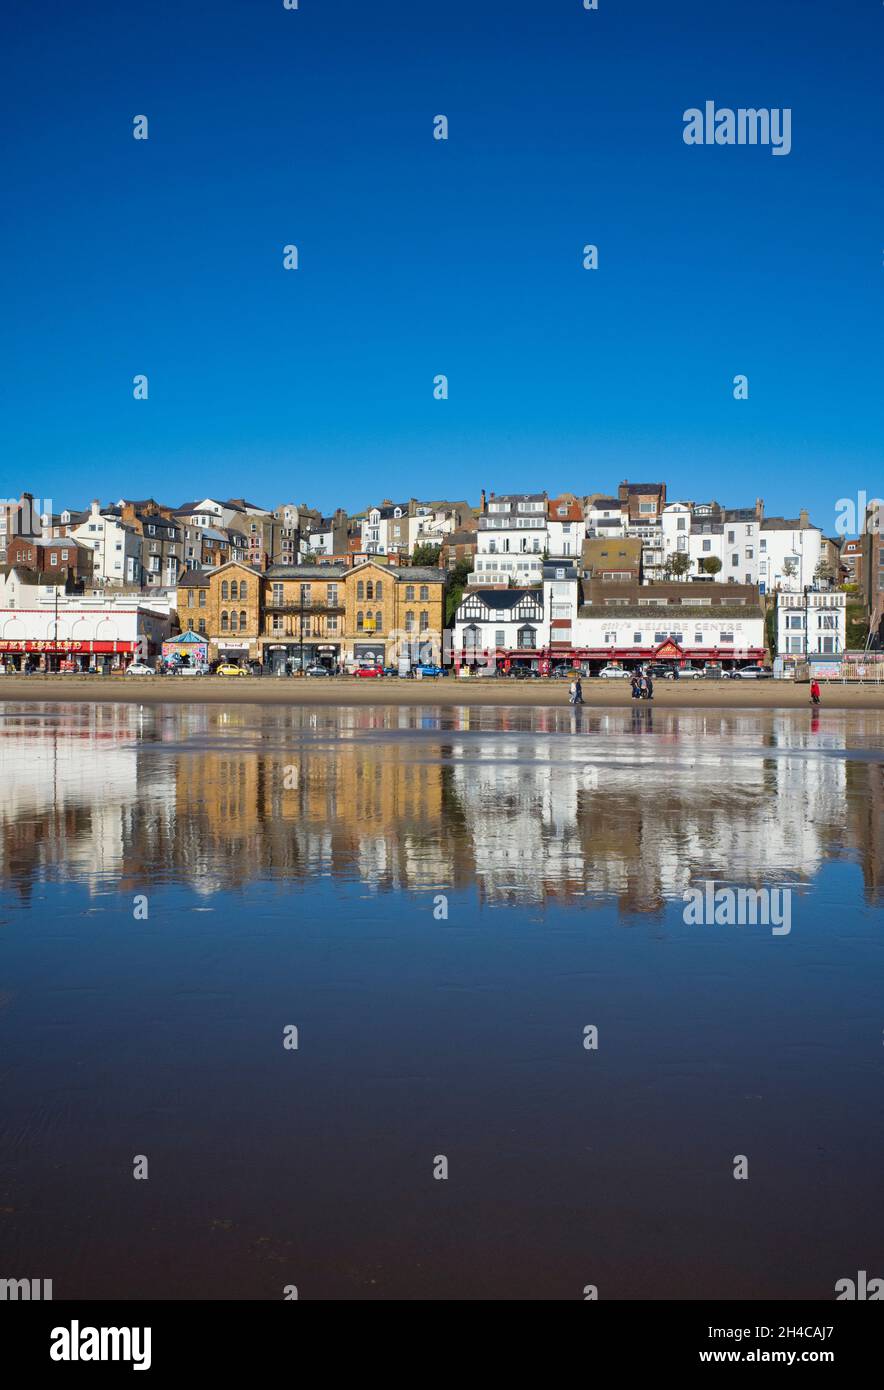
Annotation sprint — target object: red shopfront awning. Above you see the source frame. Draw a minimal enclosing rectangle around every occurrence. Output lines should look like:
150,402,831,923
0,640,137,654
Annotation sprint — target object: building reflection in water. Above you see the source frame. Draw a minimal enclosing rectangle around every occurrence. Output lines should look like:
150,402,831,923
0,701,881,911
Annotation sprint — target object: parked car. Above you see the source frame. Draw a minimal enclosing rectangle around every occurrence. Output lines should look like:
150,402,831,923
175,664,209,676
733,666,774,679
355,665,385,678
216,663,248,677
507,667,540,679
702,665,724,679
125,662,154,676
675,667,704,679
414,663,445,677
598,665,629,679
384,665,400,677
550,666,580,679
305,664,329,677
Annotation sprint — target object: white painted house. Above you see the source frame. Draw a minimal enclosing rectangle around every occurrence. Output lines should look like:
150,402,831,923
776,590,846,657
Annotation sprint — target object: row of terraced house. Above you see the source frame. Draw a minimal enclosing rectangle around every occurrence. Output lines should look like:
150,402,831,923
0,482,876,672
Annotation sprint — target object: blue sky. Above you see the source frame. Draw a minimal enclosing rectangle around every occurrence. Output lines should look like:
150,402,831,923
1,0,881,531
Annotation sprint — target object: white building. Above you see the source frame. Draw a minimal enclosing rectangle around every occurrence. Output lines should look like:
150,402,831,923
546,497,585,559
760,514,823,594
0,574,171,670
453,588,546,667
472,493,548,586
69,501,141,586
584,496,627,537
543,562,580,654
776,590,846,658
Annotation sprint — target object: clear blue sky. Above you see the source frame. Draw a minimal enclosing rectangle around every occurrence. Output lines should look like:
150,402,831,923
1,0,881,531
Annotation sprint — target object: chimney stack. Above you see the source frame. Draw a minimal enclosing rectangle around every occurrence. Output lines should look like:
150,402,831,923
799,508,809,528
480,488,486,513
755,497,764,521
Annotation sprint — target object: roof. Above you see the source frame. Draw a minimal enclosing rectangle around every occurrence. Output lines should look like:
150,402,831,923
761,516,820,532
621,482,664,493
588,497,622,509
388,566,445,582
578,604,763,620
177,571,211,588
265,564,349,579
459,588,543,612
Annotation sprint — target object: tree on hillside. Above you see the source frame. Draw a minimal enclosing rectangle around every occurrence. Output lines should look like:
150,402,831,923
668,552,692,581
445,557,473,626
411,542,442,568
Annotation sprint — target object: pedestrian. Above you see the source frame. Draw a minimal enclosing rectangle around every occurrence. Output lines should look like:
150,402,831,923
645,672,654,700
631,673,642,700
810,679,821,706
574,676,583,704
569,678,578,706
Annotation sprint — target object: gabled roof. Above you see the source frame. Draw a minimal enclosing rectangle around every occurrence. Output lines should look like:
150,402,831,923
459,587,543,612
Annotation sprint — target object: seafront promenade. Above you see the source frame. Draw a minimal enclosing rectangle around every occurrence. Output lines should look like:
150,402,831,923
0,674,882,710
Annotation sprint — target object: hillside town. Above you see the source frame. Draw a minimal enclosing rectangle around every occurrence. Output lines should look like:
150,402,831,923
0,482,880,677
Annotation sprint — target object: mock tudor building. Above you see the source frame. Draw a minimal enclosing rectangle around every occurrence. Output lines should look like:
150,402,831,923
453,587,546,672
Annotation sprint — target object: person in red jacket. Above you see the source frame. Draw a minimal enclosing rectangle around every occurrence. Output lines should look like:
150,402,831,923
810,679,821,705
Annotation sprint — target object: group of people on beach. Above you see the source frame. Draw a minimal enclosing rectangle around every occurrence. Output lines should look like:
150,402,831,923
631,671,654,700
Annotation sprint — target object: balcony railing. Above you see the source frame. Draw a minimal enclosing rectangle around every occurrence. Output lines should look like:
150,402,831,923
264,599,345,613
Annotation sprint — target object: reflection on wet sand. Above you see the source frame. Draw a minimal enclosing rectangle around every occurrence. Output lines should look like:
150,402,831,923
0,701,881,910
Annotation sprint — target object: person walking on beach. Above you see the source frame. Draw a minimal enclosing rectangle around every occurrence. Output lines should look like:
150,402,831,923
575,676,583,704
810,679,821,706
645,671,654,700
631,673,642,700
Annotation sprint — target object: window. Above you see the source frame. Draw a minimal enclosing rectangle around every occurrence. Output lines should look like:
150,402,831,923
356,581,364,600
604,631,617,643
731,555,739,567
787,615,803,630
273,583,283,605
199,590,206,607
727,530,735,544
420,611,429,631
720,632,734,643
61,550,69,561
420,585,429,601
221,581,229,600
633,631,642,643
229,611,238,632
188,590,194,607
639,502,655,514
373,581,381,601
198,619,206,634
327,615,338,633
357,611,364,631
694,631,703,643
745,548,753,560
518,627,536,648
230,580,239,600
300,584,311,603
240,610,247,630
50,553,58,565
677,517,686,530
495,629,506,646
366,580,374,600
405,585,415,600
702,539,711,552
405,610,415,632
221,611,229,632
272,614,283,633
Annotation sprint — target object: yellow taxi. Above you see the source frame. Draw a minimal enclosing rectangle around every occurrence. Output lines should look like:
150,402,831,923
216,663,249,677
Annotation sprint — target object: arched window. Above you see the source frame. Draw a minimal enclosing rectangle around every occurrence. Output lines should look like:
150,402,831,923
420,611,429,631
221,610,229,631
221,581,229,600
375,611,382,632
357,610,364,631
375,580,382,600
229,611,237,631
405,610,415,633
357,581,364,600
230,579,238,600
240,610,247,630
366,580,374,600
239,581,247,600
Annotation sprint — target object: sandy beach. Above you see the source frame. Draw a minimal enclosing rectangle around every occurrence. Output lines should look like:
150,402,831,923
0,673,882,710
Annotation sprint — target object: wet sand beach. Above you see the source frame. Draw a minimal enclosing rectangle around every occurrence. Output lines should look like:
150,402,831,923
0,674,882,710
